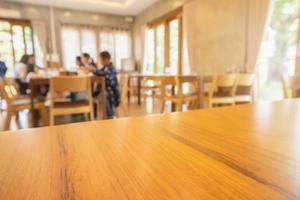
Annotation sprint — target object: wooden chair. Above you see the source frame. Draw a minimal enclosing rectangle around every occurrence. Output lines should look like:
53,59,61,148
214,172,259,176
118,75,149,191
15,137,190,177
49,76,94,126
281,75,300,99
0,77,47,130
127,75,138,103
234,74,255,104
206,74,238,108
160,76,200,113
115,74,129,118
141,76,162,101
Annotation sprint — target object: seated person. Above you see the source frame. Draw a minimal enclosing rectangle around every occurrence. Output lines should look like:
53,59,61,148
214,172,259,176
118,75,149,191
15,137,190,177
80,53,97,69
14,55,29,81
84,51,120,119
76,56,82,68
0,60,7,77
27,54,39,74
14,55,30,94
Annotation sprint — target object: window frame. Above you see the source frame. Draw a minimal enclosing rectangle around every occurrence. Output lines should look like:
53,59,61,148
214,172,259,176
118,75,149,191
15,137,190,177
0,18,35,64
147,8,183,74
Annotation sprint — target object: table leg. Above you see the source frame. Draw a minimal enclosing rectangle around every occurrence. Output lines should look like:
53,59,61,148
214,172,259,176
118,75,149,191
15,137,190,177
101,77,107,119
171,85,176,112
137,77,142,105
29,84,39,127
127,77,131,103
198,77,205,108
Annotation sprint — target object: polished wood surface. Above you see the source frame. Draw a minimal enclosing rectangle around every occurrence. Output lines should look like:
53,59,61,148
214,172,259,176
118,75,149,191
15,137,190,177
1,100,300,199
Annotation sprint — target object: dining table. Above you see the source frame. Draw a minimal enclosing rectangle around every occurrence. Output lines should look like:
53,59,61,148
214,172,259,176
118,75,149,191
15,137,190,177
0,99,299,199
29,75,107,127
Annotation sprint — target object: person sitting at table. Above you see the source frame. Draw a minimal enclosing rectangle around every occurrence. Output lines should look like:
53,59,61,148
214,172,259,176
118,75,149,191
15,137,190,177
27,54,39,74
84,51,120,119
80,53,97,69
0,60,7,77
14,55,29,81
76,56,82,68
14,55,30,94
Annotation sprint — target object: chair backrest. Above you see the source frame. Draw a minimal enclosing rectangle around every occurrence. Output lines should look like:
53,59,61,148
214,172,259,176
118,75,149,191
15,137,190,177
159,76,176,98
50,76,91,93
142,76,162,87
209,74,238,97
177,75,199,97
237,74,255,87
235,74,255,95
0,78,19,102
282,75,300,98
215,74,237,87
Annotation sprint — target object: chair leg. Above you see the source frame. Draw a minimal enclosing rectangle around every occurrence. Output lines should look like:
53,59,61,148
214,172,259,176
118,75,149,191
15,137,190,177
38,107,48,126
121,102,128,117
15,112,21,129
208,100,213,108
4,110,13,131
50,113,55,126
115,108,120,118
177,103,183,112
89,111,94,121
97,101,102,120
188,101,195,110
160,100,165,113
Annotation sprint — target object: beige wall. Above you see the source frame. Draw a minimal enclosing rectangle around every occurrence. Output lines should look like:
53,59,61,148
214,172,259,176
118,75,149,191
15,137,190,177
133,0,247,74
0,2,133,65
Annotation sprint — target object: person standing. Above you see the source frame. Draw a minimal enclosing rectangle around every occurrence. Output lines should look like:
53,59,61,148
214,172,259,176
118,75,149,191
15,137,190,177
84,51,120,119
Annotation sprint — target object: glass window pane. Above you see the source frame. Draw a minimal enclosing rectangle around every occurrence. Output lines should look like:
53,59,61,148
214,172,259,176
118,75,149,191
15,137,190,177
257,0,300,101
0,21,10,31
156,25,165,74
144,29,155,74
114,31,132,70
81,29,97,61
61,27,80,69
34,34,44,68
169,19,179,75
24,26,34,55
0,27,14,76
12,25,25,62
99,31,115,63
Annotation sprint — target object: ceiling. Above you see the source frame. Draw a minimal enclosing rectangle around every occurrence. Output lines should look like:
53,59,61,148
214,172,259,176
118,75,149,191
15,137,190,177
5,0,159,15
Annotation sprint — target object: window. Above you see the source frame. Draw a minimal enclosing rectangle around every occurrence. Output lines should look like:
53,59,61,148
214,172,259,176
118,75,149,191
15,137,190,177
0,19,34,76
257,0,300,100
144,29,155,74
61,27,80,70
169,19,179,74
81,29,97,61
156,25,165,74
114,31,132,70
61,24,132,70
144,8,183,75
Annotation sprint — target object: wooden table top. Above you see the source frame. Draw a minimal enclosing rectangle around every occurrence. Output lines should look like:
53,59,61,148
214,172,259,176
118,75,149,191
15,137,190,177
0,100,300,200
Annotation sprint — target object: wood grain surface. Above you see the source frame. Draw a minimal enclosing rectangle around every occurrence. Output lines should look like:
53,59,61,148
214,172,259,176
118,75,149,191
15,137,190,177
0,100,300,200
